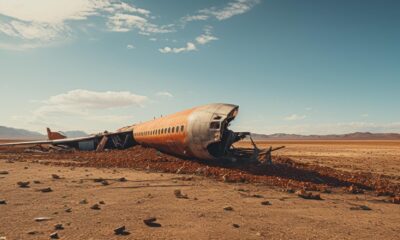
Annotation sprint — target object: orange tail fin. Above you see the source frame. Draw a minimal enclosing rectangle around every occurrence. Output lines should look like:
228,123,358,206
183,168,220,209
46,127,67,140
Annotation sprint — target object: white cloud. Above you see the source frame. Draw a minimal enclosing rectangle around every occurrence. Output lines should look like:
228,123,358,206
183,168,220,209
284,114,306,121
9,89,148,132
195,25,218,45
182,0,260,24
0,0,169,50
126,44,134,49
159,42,197,54
181,14,209,22
156,91,173,98
106,13,173,34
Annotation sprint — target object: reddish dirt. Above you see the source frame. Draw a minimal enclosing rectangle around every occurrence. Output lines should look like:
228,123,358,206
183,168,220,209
1,145,399,199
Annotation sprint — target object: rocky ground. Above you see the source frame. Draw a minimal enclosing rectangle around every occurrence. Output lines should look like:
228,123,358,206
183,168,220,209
0,142,400,239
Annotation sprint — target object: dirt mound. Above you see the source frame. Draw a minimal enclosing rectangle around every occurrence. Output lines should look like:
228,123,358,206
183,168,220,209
5,145,398,197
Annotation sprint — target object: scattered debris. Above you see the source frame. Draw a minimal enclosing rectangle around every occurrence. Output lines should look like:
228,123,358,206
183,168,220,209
54,224,64,230
347,185,364,194
90,204,101,210
79,199,88,204
350,205,372,211
143,217,161,227
174,189,188,199
296,190,323,200
114,226,130,235
223,206,234,211
65,208,72,213
0,171,9,174
119,177,127,182
261,201,272,205
391,196,400,204
39,187,53,193
17,181,30,188
49,232,59,239
0,199,6,205
34,217,52,222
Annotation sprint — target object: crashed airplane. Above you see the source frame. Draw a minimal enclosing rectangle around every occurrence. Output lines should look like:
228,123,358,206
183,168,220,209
0,103,283,162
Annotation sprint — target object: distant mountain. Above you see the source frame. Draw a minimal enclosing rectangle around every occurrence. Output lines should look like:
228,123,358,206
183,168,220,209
0,126,45,139
62,130,88,138
0,126,89,140
250,132,400,140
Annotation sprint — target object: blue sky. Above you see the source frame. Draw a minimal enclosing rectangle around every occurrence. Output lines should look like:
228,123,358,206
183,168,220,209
0,0,399,134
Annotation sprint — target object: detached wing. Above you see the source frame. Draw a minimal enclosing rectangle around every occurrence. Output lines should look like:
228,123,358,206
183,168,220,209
0,130,133,149
0,135,99,147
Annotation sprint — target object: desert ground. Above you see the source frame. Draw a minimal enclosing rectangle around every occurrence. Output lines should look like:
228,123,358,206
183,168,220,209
0,140,399,240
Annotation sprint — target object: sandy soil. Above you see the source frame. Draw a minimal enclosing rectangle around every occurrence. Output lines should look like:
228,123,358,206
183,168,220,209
237,140,400,178
0,141,400,239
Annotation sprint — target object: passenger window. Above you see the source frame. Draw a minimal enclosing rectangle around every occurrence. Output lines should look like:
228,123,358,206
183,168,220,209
176,126,179,132
210,121,220,129
168,127,170,133
164,128,167,134
172,127,175,133
181,125,184,132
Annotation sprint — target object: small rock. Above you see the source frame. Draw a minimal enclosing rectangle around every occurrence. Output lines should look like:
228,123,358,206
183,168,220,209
17,181,30,188
33,180,41,184
93,178,104,182
101,180,109,186
65,208,72,213
79,199,88,204
99,201,105,204
261,201,271,206
296,190,323,200
119,177,127,182
52,174,61,179
350,205,372,211
24,166,29,169
90,204,101,210
232,224,240,228
391,196,400,204
54,224,64,230
143,217,161,227
0,199,6,205
223,206,234,211
251,194,264,198
174,189,188,199
27,230,40,235
49,232,59,239
114,226,130,235
39,187,53,193
0,171,9,175
34,217,52,222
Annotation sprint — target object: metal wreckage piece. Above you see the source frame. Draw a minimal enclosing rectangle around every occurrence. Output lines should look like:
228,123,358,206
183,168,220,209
0,103,284,165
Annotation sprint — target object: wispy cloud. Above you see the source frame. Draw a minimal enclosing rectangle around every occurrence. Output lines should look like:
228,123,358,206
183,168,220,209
156,91,174,98
159,42,197,54
126,44,134,49
195,26,218,45
284,114,306,121
182,0,260,24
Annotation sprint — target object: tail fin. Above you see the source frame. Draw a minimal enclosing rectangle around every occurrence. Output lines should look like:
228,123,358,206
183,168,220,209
46,127,67,140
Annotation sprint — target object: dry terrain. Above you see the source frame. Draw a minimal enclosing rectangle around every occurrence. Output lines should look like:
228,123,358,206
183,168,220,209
0,140,399,240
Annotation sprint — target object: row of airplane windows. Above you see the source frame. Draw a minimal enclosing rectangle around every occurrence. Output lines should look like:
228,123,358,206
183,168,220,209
134,125,185,137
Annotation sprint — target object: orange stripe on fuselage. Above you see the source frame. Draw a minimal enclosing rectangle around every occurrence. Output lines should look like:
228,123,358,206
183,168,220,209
132,107,197,156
